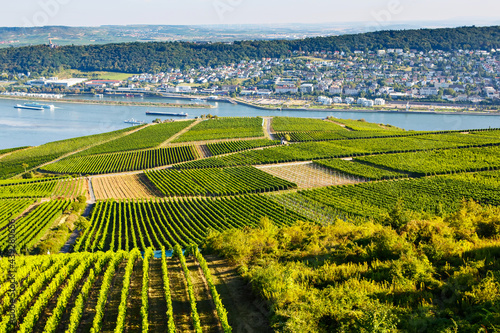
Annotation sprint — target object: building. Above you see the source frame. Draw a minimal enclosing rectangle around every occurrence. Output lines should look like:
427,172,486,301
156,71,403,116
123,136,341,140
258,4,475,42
45,78,87,88
85,80,122,88
300,83,314,93
318,96,332,105
374,98,386,105
345,97,355,104
275,84,298,94
329,84,343,95
332,97,342,103
344,88,359,96
420,87,439,96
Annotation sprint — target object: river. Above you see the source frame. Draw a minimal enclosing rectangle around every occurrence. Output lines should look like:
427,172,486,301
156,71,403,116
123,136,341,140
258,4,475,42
1,95,500,150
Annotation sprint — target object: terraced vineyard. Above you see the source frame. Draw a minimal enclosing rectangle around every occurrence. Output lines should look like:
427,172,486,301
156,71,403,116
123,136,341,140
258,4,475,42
357,145,500,176
176,135,499,169
298,170,500,219
146,166,296,196
257,162,361,188
51,177,87,199
207,138,279,155
0,179,57,198
173,117,264,142
0,199,70,253
314,158,407,180
41,146,198,175
272,117,344,132
0,249,238,333
74,195,306,251
328,117,403,131
76,120,194,156
0,126,135,179
93,174,159,199
0,199,34,229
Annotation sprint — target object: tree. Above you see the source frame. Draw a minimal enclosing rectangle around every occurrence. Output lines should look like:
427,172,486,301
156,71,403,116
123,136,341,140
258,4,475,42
22,163,28,173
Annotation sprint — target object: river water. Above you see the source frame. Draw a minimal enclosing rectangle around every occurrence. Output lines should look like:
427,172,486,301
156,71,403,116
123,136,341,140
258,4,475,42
1,95,500,150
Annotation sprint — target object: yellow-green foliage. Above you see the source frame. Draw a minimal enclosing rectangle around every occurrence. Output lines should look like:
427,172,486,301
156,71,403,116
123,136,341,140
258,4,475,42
206,201,500,332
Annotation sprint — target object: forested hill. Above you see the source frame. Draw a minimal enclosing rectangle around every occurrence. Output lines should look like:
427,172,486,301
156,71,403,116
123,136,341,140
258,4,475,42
1,25,499,75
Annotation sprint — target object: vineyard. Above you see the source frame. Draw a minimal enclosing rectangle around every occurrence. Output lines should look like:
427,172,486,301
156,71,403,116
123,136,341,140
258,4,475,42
74,195,306,251
206,139,279,156
0,249,242,333
0,199,69,253
257,162,362,188
357,145,500,176
0,180,57,198
175,135,499,170
92,174,159,200
173,117,264,142
297,170,500,219
76,120,194,156
41,146,198,175
314,158,407,180
51,178,87,199
145,166,296,196
328,117,403,131
271,117,344,132
0,126,135,179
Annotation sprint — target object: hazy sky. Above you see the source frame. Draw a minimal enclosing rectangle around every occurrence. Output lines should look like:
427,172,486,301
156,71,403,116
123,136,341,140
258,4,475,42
3,0,500,27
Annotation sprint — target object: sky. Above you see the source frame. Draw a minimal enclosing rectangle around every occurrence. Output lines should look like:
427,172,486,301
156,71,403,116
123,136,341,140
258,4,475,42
2,0,500,28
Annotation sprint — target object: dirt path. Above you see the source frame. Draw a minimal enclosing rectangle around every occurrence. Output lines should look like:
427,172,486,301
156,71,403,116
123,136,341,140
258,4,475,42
262,117,275,140
59,229,80,253
87,177,96,204
168,258,194,333
186,257,221,333
159,119,202,147
148,258,169,333
125,259,143,333
204,255,272,333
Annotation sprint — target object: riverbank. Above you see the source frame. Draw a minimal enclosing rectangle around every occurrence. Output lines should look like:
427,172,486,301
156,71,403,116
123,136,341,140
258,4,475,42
0,95,214,109
232,97,500,116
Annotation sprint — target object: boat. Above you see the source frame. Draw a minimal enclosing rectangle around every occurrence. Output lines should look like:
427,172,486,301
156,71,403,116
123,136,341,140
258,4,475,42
191,98,205,103
24,102,55,110
14,104,44,111
145,111,188,117
124,118,146,125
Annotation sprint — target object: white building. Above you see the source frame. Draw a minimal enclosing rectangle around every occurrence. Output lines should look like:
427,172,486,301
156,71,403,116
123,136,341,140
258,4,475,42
300,84,315,93
420,87,439,96
329,84,343,95
374,98,386,105
275,84,298,94
318,96,333,105
345,97,355,104
332,96,343,103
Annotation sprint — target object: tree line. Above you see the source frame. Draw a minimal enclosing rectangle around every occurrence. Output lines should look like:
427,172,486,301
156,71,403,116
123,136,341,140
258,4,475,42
0,25,499,75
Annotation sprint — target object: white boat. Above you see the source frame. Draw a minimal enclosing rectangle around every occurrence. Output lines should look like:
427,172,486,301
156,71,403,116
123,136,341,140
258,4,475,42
14,104,44,111
24,102,55,110
191,98,205,103
124,118,145,125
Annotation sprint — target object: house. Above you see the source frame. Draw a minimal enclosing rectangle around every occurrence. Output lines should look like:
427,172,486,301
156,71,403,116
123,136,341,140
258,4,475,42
318,96,332,105
420,87,439,96
374,98,386,105
344,88,359,96
345,97,355,104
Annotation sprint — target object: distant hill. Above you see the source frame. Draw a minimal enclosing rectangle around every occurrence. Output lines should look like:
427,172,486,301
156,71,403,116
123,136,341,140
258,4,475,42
0,25,499,75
